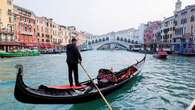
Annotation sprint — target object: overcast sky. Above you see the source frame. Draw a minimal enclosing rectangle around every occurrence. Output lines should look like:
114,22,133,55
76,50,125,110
14,0,195,35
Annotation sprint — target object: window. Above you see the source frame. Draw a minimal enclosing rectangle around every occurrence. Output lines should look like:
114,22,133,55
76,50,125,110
9,17,12,23
29,26,32,32
191,15,194,22
7,0,12,5
8,9,12,15
24,25,27,31
191,8,195,12
174,20,177,26
175,28,183,35
20,17,23,21
181,11,187,16
181,18,187,24
14,15,16,21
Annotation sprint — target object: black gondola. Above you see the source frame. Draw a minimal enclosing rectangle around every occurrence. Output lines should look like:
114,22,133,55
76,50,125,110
14,55,146,104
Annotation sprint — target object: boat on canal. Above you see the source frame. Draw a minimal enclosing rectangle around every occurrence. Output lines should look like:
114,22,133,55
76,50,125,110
153,49,168,59
14,55,146,104
0,49,40,58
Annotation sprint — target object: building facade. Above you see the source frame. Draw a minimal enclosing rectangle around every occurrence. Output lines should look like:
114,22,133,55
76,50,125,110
173,4,195,54
13,5,37,48
52,22,61,45
76,31,87,46
157,16,175,49
67,26,77,42
0,0,18,52
59,25,70,46
137,23,147,44
36,17,54,48
144,21,162,45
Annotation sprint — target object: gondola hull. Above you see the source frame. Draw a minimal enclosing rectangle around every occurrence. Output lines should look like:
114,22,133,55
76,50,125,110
14,55,146,104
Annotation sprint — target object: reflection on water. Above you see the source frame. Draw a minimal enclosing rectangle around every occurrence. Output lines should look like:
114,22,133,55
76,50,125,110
0,50,195,110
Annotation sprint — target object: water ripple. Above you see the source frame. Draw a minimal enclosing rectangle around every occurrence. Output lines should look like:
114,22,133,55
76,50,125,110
0,51,194,110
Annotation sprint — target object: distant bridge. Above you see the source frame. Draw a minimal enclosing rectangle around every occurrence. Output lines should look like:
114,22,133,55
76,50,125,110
86,37,138,50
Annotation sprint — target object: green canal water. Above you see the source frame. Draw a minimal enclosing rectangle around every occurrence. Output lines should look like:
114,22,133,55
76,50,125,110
0,50,194,110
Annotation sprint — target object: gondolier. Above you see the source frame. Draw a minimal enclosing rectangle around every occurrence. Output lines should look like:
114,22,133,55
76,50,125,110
66,38,82,86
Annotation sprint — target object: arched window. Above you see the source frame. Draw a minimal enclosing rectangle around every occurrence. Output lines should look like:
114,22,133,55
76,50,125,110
128,39,130,43
124,38,127,42
95,39,98,43
92,40,94,44
99,39,102,42
191,15,194,22
88,41,91,45
117,37,120,40
120,38,123,41
106,37,109,41
103,38,105,41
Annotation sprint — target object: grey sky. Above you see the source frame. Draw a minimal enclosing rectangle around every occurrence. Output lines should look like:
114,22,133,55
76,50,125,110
14,0,195,35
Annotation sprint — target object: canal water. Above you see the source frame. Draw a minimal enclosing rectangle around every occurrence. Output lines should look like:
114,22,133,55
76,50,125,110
0,50,194,110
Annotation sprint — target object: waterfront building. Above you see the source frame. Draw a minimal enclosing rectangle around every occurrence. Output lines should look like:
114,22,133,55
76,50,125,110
67,26,86,45
52,22,61,45
173,2,195,54
13,5,37,48
76,31,87,46
160,17,174,46
67,26,77,42
0,0,18,52
144,21,162,47
36,17,53,49
83,32,94,45
137,24,147,44
156,16,174,51
59,25,70,47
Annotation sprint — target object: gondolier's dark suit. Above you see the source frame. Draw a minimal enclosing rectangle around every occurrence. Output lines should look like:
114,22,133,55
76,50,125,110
66,43,82,86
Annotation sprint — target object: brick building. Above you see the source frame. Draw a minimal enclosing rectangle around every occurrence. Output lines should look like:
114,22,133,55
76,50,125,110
13,5,37,48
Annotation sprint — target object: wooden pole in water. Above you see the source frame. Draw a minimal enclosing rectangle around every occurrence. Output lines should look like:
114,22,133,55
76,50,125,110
79,63,112,110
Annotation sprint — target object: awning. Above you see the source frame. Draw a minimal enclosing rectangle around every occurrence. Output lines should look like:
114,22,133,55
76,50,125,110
25,43,38,48
0,41,21,46
39,43,54,48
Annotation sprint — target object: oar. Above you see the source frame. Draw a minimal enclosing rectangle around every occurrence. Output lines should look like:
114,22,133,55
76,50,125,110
79,63,112,110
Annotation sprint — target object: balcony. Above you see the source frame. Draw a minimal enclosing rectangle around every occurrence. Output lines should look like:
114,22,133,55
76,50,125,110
20,31,33,36
0,29,14,35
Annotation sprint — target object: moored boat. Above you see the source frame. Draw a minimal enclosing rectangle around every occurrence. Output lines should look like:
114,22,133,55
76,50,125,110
0,49,40,58
180,53,195,57
14,55,146,104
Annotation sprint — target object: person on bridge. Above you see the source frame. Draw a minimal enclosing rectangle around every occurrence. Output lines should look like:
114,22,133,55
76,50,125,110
66,38,82,86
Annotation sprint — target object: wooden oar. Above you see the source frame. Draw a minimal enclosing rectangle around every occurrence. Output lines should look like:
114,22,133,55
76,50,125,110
79,63,112,110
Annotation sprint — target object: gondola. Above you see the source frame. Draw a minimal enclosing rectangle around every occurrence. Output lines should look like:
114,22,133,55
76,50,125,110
14,55,146,104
